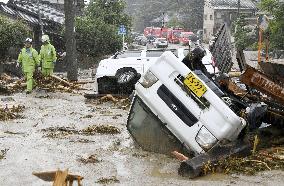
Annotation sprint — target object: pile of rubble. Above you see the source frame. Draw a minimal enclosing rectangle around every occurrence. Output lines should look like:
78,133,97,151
34,73,82,93
0,73,85,94
42,125,121,139
0,105,25,121
202,147,284,176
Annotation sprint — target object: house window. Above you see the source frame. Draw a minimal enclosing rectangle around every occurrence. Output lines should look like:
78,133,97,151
204,14,207,20
210,15,213,20
204,28,207,34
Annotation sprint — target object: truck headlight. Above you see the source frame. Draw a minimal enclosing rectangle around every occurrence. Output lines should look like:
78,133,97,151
140,70,158,88
195,126,218,151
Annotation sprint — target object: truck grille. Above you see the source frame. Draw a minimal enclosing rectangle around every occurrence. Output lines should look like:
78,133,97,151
157,84,198,127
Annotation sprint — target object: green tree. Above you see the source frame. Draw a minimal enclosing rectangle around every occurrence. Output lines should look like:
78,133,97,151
76,0,132,58
260,0,284,50
167,16,184,28
0,16,30,59
233,15,255,50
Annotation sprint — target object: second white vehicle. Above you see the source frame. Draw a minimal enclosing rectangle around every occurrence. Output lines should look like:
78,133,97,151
153,38,168,48
95,47,218,94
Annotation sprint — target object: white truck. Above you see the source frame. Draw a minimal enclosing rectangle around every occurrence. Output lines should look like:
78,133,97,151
127,51,246,156
95,48,218,94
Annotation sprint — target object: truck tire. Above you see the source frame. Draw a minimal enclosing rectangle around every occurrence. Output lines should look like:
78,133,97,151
97,77,114,94
115,67,138,85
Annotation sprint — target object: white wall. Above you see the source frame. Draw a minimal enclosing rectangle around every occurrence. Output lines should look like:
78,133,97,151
203,4,214,41
44,0,64,4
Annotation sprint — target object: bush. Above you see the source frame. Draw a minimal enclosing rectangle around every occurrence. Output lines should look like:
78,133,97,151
75,0,132,59
0,16,30,60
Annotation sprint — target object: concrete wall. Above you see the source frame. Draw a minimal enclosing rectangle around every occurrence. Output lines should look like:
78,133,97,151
203,6,256,41
203,5,215,41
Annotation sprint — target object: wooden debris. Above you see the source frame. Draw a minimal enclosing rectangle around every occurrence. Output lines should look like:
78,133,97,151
42,127,79,138
0,149,8,160
51,75,73,87
33,169,83,186
35,75,81,93
80,125,121,135
100,94,119,103
42,125,121,138
172,151,189,161
96,176,119,184
77,155,101,164
0,105,25,121
200,145,284,176
74,80,95,84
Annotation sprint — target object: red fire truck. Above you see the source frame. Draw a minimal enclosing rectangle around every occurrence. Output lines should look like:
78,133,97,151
144,27,162,38
179,31,194,45
167,28,184,44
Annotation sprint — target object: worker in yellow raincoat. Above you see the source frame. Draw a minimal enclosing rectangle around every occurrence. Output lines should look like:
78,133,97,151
40,35,57,77
17,38,40,94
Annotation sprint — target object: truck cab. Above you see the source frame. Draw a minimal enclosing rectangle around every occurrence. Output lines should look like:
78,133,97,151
127,51,246,155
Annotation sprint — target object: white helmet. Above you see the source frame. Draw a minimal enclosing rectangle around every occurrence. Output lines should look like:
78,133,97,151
25,38,32,43
42,34,50,42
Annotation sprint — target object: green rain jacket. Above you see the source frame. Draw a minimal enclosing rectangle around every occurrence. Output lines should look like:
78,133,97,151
17,47,40,73
40,43,57,69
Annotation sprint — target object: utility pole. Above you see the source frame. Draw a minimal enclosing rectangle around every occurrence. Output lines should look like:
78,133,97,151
64,0,78,81
237,0,240,17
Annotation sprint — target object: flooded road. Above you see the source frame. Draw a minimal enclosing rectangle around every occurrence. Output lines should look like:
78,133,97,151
0,91,283,185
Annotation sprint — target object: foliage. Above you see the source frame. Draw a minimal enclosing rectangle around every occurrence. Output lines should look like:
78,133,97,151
233,15,256,50
0,16,30,59
167,16,184,28
260,0,284,50
130,0,204,32
76,0,132,58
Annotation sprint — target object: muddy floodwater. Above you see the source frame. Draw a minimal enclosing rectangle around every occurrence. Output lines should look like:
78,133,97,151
0,92,283,185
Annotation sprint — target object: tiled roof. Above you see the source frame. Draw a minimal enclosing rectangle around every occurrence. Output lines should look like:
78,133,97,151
207,0,256,10
0,0,64,25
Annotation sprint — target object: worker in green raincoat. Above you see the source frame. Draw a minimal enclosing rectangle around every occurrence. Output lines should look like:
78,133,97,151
17,38,40,94
40,35,57,77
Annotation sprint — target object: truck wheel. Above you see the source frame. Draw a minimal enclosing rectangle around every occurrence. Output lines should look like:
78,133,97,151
97,77,113,94
115,68,137,85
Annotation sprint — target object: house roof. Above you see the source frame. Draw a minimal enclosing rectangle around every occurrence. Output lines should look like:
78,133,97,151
207,0,256,10
0,0,64,25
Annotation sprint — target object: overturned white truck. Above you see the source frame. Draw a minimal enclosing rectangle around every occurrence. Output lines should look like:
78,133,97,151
127,51,249,178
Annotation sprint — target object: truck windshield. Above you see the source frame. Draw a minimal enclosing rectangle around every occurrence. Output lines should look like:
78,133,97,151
127,96,185,154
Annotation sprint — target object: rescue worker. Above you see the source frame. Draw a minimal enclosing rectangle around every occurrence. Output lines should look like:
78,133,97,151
182,46,210,77
39,34,57,77
17,38,40,94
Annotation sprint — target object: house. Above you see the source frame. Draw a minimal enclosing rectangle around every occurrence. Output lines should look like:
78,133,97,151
0,0,85,50
203,0,257,41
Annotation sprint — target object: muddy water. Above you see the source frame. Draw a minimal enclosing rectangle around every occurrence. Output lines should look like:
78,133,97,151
0,92,283,185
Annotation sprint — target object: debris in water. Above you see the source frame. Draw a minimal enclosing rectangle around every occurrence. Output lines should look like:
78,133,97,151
35,75,82,93
77,154,101,164
200,131,284,176
0,149,8,160
201,147,284,176
41,127,79,138
100,94,119,103
80,125,121,135
80,114,93,119
96,176,120,184
42,125,120,138
0,105,25,121
132,152,149,158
